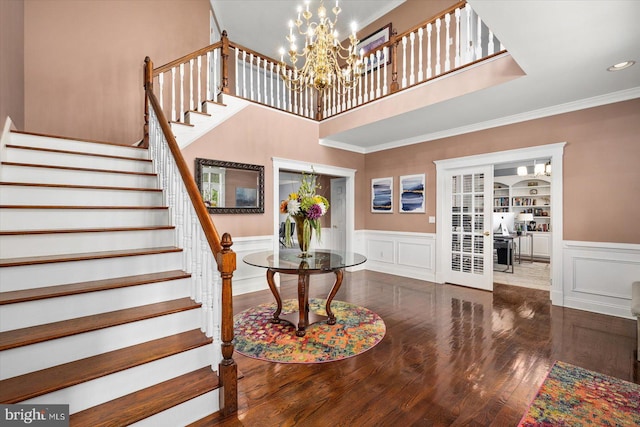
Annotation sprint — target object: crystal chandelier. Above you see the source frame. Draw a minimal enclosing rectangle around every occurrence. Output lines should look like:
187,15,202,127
279,0,363,93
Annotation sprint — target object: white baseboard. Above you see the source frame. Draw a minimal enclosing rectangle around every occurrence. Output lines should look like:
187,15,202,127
562,240,640,319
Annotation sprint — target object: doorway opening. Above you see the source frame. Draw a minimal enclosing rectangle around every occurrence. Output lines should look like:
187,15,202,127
435,143,565,305
272,158,356,254
493,159,553,291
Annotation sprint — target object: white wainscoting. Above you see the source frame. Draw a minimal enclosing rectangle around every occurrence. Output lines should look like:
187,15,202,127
228,235,274,296
562,240,640,319
360,230,436,281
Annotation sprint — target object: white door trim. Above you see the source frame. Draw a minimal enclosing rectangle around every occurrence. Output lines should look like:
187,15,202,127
272,157,356,255
435,142,566,304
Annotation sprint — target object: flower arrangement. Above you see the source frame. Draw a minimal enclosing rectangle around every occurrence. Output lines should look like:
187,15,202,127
279,171,330,251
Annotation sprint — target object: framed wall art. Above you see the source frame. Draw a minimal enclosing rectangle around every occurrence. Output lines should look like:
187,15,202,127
371,177,393,213
399,174,425,213
357,23,392,73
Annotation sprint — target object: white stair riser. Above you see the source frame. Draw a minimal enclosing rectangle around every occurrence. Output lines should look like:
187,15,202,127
0,277,192,331
1,229,176,258
0,186,164,207
5,148,154,174
0,164,158,188
0,208,170,231
202,101,226,115
131,389,219,427
22,343,215,414
0,308,201,379
0,251,185,291
9,133,149,160
185,112,212,127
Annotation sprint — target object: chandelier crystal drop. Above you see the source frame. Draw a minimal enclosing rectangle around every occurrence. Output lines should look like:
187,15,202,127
279,0,364,93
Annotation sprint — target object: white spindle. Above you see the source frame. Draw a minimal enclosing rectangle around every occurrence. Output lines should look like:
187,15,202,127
250,53,255,101
445,13,451,72
357,70,363,105
255,57,261,103
363,56,369,103
465,4,472,64
417,28,424,82
235,49,240,96
242,51,247,97
369,53,375,100
288,70,294,112
206,52,211,101
179,63,185,121
270,62,274,107
197,56,202,111
455,8,461,68
435,18,441,76
263,58,268,104
488,30,495,55
188,59,194,111
409,32,415,86
383,46,389,95
427,23,432,79
375,50,382,98
401,36,408,88
476,15,482,60
331,84,336,116
159,73,164,112
171,68,176,122
213,49,219,99
276,64,281,109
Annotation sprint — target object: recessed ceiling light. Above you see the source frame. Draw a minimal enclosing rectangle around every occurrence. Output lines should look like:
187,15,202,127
607,60,635,71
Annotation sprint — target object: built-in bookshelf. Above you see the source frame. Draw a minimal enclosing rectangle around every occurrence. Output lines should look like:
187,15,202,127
493,182,510,212
493,176,552,257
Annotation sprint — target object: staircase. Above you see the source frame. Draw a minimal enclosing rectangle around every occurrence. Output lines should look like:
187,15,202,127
0,131,223,425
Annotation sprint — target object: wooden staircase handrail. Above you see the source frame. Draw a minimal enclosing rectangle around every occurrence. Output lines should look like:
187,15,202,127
153,41,223,76
144,56,237,416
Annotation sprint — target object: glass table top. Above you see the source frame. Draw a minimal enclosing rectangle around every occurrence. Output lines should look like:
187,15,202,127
243,249,367,272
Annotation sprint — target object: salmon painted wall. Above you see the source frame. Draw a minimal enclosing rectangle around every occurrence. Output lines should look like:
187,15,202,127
1,0,25,129
181,104,366,238
364,98,640,244
23,0,210,144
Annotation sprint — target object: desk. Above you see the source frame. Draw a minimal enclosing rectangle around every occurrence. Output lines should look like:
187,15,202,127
493,233,533,273
243,250,367,336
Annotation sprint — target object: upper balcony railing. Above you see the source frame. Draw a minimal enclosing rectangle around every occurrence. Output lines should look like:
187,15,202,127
148,1,504,126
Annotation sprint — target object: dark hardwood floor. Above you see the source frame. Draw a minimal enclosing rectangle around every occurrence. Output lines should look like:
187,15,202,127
202,271,638,426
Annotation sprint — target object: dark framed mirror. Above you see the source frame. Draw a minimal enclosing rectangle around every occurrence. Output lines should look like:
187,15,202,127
195,158,264,214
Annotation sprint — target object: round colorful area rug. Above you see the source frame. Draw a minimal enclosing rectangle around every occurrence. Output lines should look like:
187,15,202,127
233,298,386,363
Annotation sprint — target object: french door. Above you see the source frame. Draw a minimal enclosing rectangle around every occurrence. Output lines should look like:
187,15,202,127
444,166,493,291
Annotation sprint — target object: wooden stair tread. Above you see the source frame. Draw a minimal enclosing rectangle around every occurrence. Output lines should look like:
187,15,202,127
1,161,156,176
70,367,219,427
0,270,191,305
0,225,175,236
12,130,149,149
5,144,152,163
0,297,200,350
0,329,212,403
0,246,182,267
0,181,162,192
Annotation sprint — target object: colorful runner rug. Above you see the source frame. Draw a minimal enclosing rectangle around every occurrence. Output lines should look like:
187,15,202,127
519,360,640,426
234,298,385,364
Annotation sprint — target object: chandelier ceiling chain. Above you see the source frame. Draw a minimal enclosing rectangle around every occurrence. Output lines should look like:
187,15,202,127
279,0,364,93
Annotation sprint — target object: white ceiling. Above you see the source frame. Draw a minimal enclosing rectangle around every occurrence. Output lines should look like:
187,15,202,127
211,0,640,153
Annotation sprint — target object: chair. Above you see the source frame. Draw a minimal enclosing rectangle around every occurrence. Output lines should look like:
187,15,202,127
279,221,295,247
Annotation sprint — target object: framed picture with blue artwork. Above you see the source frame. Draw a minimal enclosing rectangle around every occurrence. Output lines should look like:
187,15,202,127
358,23,392,74
371,177,393,213
399,174,425,213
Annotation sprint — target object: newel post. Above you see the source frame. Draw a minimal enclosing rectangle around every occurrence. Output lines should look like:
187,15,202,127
390,30,400,93
221,31,230,97
143,57,154,148
217,232,237,416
